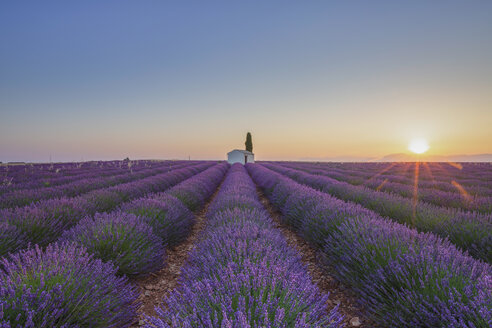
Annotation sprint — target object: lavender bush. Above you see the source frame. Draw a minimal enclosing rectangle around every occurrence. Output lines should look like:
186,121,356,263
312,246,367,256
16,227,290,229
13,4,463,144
166,163,229,212
120,195,194,247
0,221,25,258
0,242,138,327
147,260,340,328
322,216,492,327
0,197,88,251
82,189,125,214
182,209,302,281
206,194,263,215
60,212,165,276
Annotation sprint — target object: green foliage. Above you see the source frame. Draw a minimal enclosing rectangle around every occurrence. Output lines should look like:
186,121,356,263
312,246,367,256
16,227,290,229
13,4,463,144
245,132,253,153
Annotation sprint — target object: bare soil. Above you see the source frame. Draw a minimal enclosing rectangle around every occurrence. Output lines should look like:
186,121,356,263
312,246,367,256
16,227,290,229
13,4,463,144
256,188,379,328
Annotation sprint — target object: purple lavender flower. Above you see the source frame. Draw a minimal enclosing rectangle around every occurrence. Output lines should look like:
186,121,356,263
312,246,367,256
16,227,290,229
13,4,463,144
1,162,217,257
166,164,229,211
322,216,492,327
145,163,343,327
0,221,26,258
60,212,165,276
1,197,88,252
147,260,341,328
206,195,263,217
82,189,126,213
247,162,492,327
120,195,194,247
261,162,492,263
0,242,139,327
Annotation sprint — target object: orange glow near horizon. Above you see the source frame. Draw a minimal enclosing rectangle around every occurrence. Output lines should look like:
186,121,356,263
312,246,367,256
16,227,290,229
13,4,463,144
446,162,463,170
1,121,491,162
363,163,397,186
376,178,389,191
410,162,473,220
451,180,473,204
401,163,413,176
361,162,477,228
422,162,437,185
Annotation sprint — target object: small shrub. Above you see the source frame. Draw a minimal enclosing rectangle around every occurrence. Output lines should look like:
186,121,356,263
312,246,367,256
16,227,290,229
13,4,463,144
0,242,138,327
61,212,165,276
121,195,194,247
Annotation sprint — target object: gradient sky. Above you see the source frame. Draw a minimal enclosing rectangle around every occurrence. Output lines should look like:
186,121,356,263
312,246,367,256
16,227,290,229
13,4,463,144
1,1,491,162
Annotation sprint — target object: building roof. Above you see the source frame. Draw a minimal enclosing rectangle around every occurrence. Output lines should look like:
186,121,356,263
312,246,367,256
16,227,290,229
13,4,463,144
227,149,254,155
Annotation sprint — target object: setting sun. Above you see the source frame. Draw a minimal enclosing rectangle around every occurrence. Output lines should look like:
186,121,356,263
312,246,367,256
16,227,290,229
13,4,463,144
409,138,430,154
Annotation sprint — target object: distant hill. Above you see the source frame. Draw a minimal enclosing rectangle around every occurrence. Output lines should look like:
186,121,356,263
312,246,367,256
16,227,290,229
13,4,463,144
373,153,492,162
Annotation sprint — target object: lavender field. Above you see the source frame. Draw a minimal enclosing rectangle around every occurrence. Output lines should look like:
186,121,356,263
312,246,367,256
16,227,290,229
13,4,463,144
0,160,490,327
2,1,491,326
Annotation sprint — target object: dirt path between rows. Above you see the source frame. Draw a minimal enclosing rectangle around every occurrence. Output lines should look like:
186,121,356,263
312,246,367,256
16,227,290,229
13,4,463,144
256,188,379,328
130,182,224,327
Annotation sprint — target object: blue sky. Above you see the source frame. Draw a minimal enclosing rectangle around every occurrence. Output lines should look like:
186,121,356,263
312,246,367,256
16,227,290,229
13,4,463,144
1,1,491,162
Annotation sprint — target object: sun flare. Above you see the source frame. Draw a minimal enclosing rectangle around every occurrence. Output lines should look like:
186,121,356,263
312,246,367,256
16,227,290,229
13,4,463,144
408,138,429,154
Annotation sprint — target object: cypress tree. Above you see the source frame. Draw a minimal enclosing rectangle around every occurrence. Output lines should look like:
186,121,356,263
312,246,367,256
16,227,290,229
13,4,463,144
245,132,253,153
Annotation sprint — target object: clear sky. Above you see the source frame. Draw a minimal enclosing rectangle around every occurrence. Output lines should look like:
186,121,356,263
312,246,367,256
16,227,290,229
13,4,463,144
1,1,491,162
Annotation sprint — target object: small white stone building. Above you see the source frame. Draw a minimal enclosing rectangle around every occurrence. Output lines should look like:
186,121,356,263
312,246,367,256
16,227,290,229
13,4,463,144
227,149,254,165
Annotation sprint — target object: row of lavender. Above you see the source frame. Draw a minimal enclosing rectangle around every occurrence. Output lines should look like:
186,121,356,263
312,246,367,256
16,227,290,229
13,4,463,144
247,163,491,327
263,163,492,263
0,161,199,208
0,162,214,258
302,161,492,185
0,160,167,187
0,161,115,184
279,161,492,196
60,162,228,277
0,163,228,327
292,160,492,198
145,163,343,327
282,161,492,196
0,162,170,204
277,162,492,212
0,160,186,196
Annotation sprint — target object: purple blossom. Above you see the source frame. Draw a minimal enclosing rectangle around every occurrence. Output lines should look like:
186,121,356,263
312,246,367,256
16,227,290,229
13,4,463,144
120,195,194,247
60,212,166,276
0,242,139,327
262,162,492,263
145,164,342,327
1,162,215,257
247,163,492,327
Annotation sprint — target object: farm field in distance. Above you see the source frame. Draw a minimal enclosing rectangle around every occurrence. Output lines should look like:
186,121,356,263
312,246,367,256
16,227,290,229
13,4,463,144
0,160,490,327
